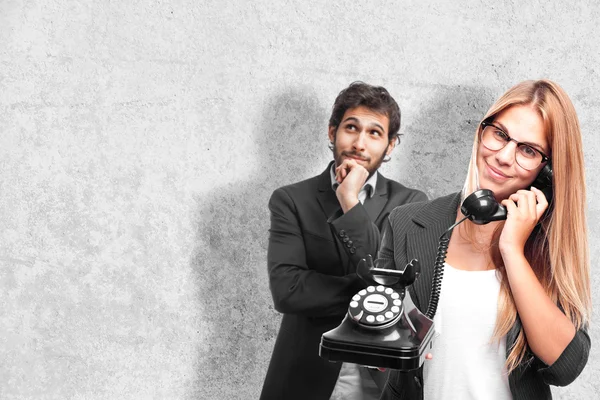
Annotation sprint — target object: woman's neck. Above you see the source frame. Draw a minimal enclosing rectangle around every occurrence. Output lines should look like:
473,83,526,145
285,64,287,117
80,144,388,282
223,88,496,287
446,209,502,271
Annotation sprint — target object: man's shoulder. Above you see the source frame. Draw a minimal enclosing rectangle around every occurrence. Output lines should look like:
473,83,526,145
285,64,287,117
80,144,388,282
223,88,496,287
385,178,423,195
269,173,323,207
272,174,321,196
379,175,428,205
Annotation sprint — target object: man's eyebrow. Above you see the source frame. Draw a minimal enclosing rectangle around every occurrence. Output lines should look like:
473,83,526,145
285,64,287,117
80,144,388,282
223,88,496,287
495,121,547,153
369,122,386,132
342,117,386,132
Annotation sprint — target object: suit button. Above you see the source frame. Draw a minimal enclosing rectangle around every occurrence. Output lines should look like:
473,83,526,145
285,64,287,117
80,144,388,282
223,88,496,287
339,230,346,237
349,247,356,254
347,240,353,246
342,237,349,243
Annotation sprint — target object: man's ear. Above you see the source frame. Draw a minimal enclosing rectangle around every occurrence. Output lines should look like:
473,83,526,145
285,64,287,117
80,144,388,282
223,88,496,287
328,125,337,143
385,136,396,155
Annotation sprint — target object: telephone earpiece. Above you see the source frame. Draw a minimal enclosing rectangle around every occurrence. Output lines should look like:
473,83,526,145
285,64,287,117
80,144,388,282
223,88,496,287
460,189,507,225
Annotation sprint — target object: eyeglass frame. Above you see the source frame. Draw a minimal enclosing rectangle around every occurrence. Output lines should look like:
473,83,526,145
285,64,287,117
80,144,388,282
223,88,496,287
479,121,551,170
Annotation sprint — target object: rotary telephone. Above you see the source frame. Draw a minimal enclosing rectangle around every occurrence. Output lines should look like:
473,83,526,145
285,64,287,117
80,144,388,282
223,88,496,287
319,255,434,371
319,163,553,372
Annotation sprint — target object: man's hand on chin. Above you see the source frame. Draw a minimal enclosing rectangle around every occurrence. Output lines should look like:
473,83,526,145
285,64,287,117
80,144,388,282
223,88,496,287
335,159,369,213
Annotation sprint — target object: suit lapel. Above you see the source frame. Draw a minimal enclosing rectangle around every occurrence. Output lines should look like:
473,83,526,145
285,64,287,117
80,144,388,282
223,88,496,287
406,193,462,311
363,173,388,222
316,163,341,221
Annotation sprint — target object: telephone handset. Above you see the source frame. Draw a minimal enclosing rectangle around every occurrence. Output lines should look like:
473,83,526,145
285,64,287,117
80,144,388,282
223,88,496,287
533,162,553,203
463,162,553,225
319,165,554,373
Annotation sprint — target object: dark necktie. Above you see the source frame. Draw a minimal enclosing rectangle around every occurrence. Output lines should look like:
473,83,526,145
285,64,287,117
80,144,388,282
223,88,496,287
362,186,378,221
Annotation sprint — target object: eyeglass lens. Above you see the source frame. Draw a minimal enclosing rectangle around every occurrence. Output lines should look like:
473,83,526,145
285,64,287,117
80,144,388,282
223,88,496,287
481,125,542,170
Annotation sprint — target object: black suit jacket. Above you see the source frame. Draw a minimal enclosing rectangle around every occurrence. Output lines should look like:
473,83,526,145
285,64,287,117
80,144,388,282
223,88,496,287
378,193,591,400
260,163,427,400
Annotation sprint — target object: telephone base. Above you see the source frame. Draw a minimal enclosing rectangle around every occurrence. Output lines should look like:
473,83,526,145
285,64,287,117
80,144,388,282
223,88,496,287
319,313,435,371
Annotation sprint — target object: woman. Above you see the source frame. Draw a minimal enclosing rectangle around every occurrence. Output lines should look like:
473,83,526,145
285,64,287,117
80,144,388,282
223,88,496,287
379,80,591,399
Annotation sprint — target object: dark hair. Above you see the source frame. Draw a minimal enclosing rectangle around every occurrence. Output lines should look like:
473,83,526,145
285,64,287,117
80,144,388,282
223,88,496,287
328,81,401,143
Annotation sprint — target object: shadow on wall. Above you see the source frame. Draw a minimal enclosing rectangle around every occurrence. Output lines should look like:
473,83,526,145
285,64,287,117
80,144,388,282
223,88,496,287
398,84,495,198
190,88,328,399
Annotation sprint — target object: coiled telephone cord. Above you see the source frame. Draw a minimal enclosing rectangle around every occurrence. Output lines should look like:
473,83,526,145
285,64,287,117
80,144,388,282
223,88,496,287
425,216,468,320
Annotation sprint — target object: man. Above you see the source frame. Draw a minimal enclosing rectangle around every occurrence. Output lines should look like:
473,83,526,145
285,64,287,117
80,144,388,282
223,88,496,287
260,82,427,400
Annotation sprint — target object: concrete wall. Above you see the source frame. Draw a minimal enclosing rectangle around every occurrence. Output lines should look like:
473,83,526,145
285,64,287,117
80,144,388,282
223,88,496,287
1,0,598,398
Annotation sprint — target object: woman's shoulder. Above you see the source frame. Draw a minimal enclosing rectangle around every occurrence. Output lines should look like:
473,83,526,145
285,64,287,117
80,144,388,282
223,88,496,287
389,192,461,222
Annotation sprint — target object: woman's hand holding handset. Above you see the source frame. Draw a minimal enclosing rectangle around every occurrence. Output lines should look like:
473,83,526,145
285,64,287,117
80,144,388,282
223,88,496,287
499,186,548,255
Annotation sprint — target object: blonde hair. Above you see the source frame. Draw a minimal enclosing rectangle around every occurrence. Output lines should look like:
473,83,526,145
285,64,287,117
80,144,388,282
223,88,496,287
462,80,591,373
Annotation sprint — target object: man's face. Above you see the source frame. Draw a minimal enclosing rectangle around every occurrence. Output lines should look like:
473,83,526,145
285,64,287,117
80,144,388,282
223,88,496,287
328,106,395,175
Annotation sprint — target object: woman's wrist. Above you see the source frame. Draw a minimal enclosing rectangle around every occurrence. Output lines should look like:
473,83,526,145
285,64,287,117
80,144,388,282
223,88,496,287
500,246,528,268
499,234,528,258
499,244,525,263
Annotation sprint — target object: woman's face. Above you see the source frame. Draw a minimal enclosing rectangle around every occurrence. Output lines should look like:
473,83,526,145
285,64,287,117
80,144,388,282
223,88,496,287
477,105,550,200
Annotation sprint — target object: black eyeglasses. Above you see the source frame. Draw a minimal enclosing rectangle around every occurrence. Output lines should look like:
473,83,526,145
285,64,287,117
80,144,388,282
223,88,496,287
480,121,550,170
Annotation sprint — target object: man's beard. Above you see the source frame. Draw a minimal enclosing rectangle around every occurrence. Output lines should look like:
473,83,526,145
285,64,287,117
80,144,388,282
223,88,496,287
332,143,389,178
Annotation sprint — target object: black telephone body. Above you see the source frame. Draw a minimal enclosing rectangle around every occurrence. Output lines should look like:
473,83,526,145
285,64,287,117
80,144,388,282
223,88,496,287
319,256,435,371
319,163,553,372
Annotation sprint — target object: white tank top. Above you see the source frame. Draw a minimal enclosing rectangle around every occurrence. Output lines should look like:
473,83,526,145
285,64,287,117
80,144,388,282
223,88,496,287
423,263,512,400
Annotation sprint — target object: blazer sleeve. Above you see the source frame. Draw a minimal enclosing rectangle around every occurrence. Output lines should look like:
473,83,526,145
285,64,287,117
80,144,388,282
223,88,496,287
537,327,591,386
328,203,380,274
329,189,428,271
267,188,363,318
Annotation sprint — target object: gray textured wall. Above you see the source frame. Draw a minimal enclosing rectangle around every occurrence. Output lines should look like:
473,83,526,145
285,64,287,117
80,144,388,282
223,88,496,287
1,1,598,399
